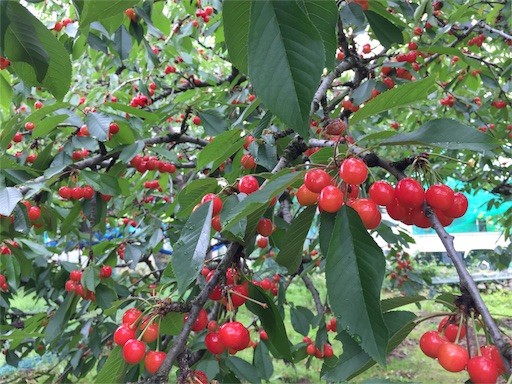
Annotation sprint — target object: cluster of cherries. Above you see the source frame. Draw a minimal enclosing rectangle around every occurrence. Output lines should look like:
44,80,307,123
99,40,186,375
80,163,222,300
64,267,112,301
0,274,8,292
389,252,414,286
204,319,252,356
420,316,505,383
303,318,337,359
20,200,42,222
129,155,177,174
58,185,96,200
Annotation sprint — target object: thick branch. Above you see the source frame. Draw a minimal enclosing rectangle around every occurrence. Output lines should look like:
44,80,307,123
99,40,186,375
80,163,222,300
302,275,323,315
478,20,512,40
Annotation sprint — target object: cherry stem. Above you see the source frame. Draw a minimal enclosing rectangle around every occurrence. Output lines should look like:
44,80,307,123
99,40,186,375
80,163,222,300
228,289,268,309
471,311,481,356
455,313,464,344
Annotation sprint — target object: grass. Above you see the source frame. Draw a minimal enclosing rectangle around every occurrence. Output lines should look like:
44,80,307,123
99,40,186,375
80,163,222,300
1,275,511,383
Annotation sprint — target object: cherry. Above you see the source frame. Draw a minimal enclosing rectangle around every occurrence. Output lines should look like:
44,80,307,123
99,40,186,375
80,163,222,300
241,154,256,169
192,116,201,125
480,345,506,375
62,17,73,26
28,206,41,221
71,187,84,200
467,356,499,384
394,178,425,208
437,342,468,372
65,280,76,292
218,321,250,351
70,270,82,282
25,122,35,130
109,122,120,134
83,185,94,199
259,330,268,340
443,192,468,218
144,350,166,374
257,237,268,248
141,322,159,343
304,169,331,193
184,308,208,332
296,184,320,206
122,339,146,364
323,344,334,358
226,267,238,285
243,136,254,150
425,184,454,211
123,308,143,326
419,330,449,358
238,175,259,194
191,371,208,384
211,216,222,232
349,198,381,229
411,207,431,228
13,132,23,142
318,185,343,213
369,181,395,206
257,218,273,237
339,158,368,185
306,343,316,355
59,186,71,199
438,316,466,342
201,193,223,215
100,265,112,278
34,101,43,109
230,282,249,307
114,324,136,346
386,198,408,221
362,43,371,54
205,331,226,354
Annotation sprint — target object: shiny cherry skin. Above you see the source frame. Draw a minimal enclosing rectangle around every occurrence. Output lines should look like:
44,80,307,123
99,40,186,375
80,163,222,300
218,321,250,351
339,158,368,185
184,308,208,332
369,181,395,206
114,324,136,346
238,175,259,194
122,339,146,364
318,185,343,213
144,350,166,374
204,331,226,355
425,184,455,211
304,169,331,193
437,342,469,372
348,198,381,229
296,184,319,206
419,330,448,358
395,178,425,208
443,192,468,218
438,316,466,342
467,355,499,384
201,193,223,215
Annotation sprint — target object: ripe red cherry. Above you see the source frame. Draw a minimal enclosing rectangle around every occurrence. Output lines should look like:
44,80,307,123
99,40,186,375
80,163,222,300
349,198,381,229
205,331,226,354
369,181,395,206
13,132,23,142
114,324,136,346
230,282,249,307
443,192,468,218
122,339,146,364
70,270,82,282
438,317,466,342
339,158,368,185
71,187,84,200
28,206,41,221
82,185,94,199
296,184,319,206
144,350,166,374
109,122,120,134
467,356,499,384
218,321,250,351
100,265,112,278
304,169,331,193
243,135,254,150
306,343,316,355
141,322,159,343
425,184,454,211
257,218,273,237
437,342,469,372
394,178,425,208
34,101,43,109
238,175,259,194
257,237,268,248
64,280,76,292
419,330,448,358
201,193,223,215
241,154,256,169
362,43,371,54
59,186,71,199
185,308,208,332
25,122,35,130
123,308,143,326
192,116,201,125
192,371,208,384
480,345,506,375
318,185,343,213
259,330,268,340
323,344,334,358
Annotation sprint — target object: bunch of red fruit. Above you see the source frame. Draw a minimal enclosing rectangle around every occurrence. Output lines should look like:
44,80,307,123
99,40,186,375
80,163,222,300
20,200,41,222
420,316,505,383
204,319,252,356
389,252,414,286
304,336,334,359
0,274,8,292
58,185,96,200
129,94,150,108
64,267,112,300
129,155,176,174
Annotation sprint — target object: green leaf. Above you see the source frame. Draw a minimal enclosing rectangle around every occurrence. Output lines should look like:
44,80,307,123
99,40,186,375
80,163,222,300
309,147,334,165
341,2,366,31
119,141,145,163
81,266,100,293
4,3,50,82
381,118,501,151
325,206,388,365
247,284,293,361
96,346,128,383
45,293,79,343
0,254,20,287
275,205,316,273
171,202,213,294
79,0,136,27
381,295,426,312
365,10,404,49
113,24,132,60
175,178,218,219
160,312,185,336
351,76,436,124
196,128,243,169
248,0,325,140
223,170,305,232
319,211,336,256
80,171,121,196
124,243,143,268
254,134,277,171
223,0,251,73
85,112,111,141
0,187,23,216
32,114,69,137
224,356,261,383
198,109,229,136
290,305,314,336
0,73,13,112
103,102,158,121
253,342,273,381
302,0,338,70
95,284,118,310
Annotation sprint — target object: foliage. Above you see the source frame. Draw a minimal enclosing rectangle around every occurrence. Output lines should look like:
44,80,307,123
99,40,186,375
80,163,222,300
0,0,511,382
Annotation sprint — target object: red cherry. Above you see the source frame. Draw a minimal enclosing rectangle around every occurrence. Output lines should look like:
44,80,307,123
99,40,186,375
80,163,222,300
218,321,250,351
184,308,208,332
241,154,256,169
243,136,254,150
82,185,95,199
191,371,208,384
259,278,272,291
419,330,448,358
53,21,63,32
122,339,146,364
426,184,455,211
349,198,381,229
306,343,316,355
123,308,143,326
443,192,468,218
318,185,343,213
480,345,506,375
62,17,73,26
304,169,331,193
34,101,43,109
362,43,371,54
339,158,368,185
230,282,249,307
257,218,273,237
205,331,226,354
211,216,222,232
238,175,259,194
65,280,76,292
257,237,268,248
438,317,466,342
59,186,71,199
70,270,82,282
114,324,136,346
369,181,395,206
109,122,120,134
386,198,408,221
296,184,320,206
437,342,469,372
13,132,23,142
201,193,223,215
28,206,41,221
259,330,268,341
395,178,425,208
144,350,166,374
411,207,431,228
25,122,35,130
71,187,84,200
323,344,334,358
141,322,159,343
226,268,238,285
467,356,499,384
192,116,201,125
100,265,112,278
